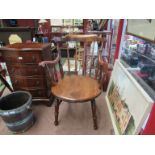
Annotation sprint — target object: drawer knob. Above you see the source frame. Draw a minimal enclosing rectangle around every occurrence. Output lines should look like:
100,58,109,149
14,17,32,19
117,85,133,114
38,91,42,95
32,56,36,62
34,69,38,73
18,56,23,60
36,81,40,85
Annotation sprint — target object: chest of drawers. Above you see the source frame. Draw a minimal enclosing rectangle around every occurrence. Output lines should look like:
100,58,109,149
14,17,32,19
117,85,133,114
0,43,52,106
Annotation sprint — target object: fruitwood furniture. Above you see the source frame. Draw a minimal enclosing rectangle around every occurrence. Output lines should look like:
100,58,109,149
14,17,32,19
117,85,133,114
39,34,109,129
0,43,54,106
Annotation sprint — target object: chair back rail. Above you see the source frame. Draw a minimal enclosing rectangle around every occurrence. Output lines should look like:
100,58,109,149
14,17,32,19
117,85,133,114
39,34,109,90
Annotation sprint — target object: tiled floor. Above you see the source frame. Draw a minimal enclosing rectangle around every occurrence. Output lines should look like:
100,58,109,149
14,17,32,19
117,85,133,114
0,89,113,135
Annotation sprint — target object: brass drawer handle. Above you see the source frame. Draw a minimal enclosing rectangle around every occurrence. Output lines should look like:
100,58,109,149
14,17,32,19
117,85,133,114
17,56,23,60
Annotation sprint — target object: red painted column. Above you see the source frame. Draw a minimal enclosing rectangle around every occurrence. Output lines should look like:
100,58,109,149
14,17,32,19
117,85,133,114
83,19,89,34
107,20,113,63
44,19,51,40
114,19,124,61
142,103,155,135
17,19,35,27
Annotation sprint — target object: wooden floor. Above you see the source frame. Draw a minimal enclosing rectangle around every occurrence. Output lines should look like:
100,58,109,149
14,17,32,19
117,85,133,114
0,88,113,135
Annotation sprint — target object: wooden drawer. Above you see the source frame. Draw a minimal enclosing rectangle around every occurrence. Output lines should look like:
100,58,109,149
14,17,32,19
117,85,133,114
0,43,52,103
7,64,44,76
11,77,46,88
3,52,42,64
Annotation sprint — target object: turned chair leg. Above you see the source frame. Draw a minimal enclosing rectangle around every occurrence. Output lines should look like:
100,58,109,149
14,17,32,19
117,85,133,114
47,95,55,107
91,99,98,130
54,99,61,126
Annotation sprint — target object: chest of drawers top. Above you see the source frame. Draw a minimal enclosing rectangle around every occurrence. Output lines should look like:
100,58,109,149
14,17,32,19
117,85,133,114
1,43,50,51
0,43,51,64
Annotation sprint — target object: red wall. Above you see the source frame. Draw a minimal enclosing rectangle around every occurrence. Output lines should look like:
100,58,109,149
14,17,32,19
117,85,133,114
17,19,36,27
17,19,51,40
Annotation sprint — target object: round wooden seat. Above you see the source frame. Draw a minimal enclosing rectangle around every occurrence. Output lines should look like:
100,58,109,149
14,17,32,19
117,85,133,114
51,75,101,103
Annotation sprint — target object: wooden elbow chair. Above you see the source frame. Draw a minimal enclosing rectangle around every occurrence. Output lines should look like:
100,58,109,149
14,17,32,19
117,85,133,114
39,34,109,130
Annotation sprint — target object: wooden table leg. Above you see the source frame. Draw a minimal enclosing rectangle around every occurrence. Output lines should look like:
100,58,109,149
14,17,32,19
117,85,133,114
54,99,61,126
91,99,98,130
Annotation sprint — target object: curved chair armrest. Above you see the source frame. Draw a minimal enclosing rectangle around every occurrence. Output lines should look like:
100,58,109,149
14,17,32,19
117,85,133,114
38,49,60,67
98,51,113,91
98,51,108,73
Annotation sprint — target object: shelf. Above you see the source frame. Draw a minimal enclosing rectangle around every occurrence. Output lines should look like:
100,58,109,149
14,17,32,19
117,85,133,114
51,31,111,35
60,47,75,50
51,32,83,34
51,25,83,28
51,24,84,36
87,30,112,35
0,27,34,32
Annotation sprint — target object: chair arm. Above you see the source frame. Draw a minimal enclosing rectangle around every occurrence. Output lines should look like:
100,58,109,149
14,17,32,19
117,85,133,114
98,51,108,73
97,51,112,91
38,50,60,67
